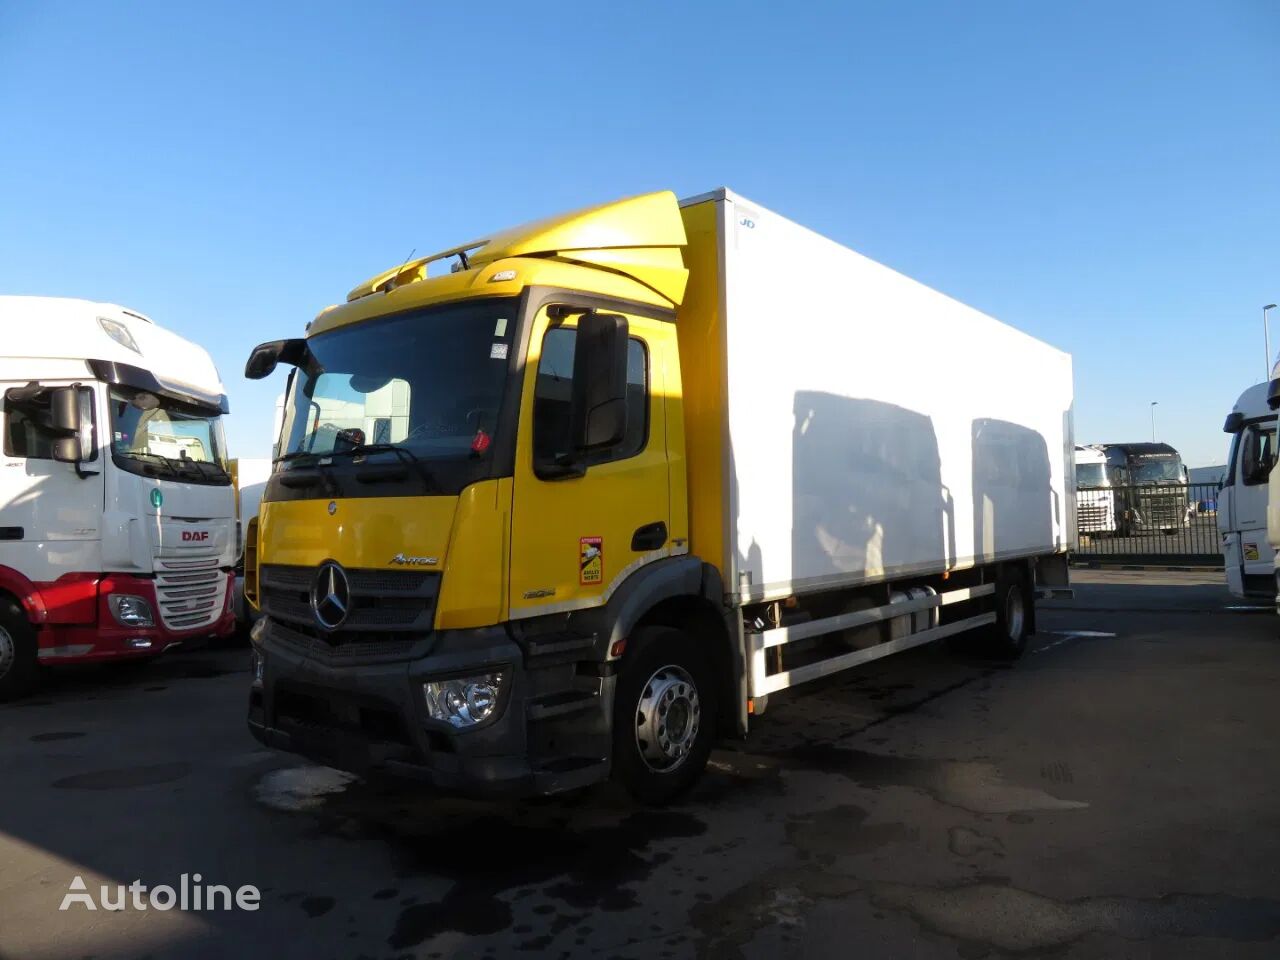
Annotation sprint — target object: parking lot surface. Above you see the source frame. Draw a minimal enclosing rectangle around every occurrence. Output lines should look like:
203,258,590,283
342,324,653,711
2,569,1278,959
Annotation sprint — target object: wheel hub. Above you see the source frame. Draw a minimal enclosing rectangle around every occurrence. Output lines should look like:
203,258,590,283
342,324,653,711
0,625,15,679
634,664,701,773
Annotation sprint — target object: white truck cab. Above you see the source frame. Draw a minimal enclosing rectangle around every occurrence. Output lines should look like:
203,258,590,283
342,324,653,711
1074,444,1117,535
1221,381,1277,600
0,297,236,698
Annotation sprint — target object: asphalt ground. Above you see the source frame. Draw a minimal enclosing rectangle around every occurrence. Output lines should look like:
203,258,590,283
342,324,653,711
1,568,1277,959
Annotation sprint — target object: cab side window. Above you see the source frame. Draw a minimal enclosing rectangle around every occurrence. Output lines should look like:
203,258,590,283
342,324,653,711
532,327,648,470
1240,422,1277,486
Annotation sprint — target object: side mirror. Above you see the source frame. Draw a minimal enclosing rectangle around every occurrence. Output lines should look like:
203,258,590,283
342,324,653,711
245,339,309,380
245,341,284,380
569,312,629,452
1224,411,1245,433
50,386,84,464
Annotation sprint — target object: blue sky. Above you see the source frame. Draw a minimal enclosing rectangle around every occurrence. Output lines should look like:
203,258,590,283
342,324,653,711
1,1,1276,466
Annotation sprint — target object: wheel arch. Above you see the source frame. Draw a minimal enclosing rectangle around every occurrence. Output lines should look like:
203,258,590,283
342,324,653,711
0,565,47,625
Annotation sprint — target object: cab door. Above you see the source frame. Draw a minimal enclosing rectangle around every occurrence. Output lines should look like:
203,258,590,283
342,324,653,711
1,381,104,579
508,306,672,620
1234,418,1277,575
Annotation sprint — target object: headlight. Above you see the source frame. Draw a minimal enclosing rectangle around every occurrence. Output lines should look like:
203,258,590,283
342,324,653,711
422,671,506,728
108,594,154,627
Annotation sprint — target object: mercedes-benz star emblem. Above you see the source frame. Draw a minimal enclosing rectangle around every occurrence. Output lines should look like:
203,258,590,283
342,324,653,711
310,561,351,631
327,501,337,516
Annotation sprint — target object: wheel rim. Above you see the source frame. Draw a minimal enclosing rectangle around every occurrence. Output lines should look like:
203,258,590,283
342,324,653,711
1004,587,1025,640
634,664,701,773
0,624,15,679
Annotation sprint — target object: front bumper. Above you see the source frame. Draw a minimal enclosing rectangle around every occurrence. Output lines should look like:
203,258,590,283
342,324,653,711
247,618,614,797
36,572,236,664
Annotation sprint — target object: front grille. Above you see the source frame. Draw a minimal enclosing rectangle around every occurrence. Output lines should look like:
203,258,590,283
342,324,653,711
259,563,439,647
270,619,420,662
1139,495,1184,525
155,557,228,631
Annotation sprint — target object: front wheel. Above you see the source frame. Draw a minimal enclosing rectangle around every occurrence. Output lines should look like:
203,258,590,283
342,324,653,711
0,597,38,702
611,626,717,805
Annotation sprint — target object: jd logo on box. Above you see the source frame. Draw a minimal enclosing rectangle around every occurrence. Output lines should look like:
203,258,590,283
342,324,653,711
182,531,210,542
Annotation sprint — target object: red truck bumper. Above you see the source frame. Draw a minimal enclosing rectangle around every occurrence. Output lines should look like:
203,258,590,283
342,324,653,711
32,571,236,665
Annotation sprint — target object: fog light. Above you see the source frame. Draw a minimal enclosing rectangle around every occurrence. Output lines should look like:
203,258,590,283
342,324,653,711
422,671,506,728
125,638,153,650
109,594,154,627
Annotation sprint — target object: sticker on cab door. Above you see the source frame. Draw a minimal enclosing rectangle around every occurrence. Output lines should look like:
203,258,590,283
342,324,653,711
1245,542,1260,561
580,536,603,585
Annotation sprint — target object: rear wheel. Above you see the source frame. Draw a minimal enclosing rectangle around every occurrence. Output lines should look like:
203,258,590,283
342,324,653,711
0,597,38,701
611,626,717,805
984,570,1031,659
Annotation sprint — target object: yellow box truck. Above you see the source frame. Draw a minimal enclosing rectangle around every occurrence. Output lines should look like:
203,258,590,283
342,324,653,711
243,189,1074,802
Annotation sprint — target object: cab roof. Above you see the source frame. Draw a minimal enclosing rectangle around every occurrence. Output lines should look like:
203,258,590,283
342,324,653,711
0,296,226,400
345,191,690,307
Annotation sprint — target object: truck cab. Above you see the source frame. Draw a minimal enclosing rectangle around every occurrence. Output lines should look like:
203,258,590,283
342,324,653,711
1220,383,1277,599
1073,444,1117,535
1102,442,1191,535
0,298,236,699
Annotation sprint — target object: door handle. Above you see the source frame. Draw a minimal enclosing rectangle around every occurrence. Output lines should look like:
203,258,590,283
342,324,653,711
631,521,668,552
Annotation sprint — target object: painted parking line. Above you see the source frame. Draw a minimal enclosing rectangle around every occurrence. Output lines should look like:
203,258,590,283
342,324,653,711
1034,630,1117,654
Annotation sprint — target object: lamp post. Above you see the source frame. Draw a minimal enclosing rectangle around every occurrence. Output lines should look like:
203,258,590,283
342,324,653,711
1150,401,1158,443
1266,304,1278,381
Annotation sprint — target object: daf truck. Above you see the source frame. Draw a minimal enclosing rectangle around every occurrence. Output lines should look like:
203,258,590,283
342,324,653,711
1074,444,1117,535
1221,383,1277,599
0,297,237,699
242,189,1074,802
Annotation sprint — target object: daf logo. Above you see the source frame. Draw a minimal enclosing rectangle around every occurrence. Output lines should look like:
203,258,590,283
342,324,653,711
310,561,351,631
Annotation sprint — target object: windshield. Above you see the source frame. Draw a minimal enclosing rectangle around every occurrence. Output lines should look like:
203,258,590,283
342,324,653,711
279,299,514,463
1075,463,1107,487
1131,459,1183,483
109,386,229,483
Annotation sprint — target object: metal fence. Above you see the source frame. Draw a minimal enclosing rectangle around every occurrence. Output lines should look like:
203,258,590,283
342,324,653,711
1073,482,1223,564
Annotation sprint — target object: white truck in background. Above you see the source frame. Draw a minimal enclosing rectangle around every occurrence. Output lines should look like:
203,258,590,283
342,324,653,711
1221,382,1276,600
0,297,237,699
1074,444,1117,535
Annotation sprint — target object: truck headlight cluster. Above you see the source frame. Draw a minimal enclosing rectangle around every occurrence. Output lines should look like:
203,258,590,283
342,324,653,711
422,671,505,728
108,594,155,627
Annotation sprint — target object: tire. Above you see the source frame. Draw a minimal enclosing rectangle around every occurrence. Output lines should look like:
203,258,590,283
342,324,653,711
0,596,38,702
611,625,717,805
984,570,1031,660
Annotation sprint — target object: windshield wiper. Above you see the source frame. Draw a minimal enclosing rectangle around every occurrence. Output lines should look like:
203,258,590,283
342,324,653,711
119,450,179,479
274,450,319,465
327,443,437,493
184,459,232,483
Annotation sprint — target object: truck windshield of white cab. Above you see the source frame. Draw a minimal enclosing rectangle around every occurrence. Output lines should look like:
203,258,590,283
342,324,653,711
1074,463,1107,487
109,386,230,484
